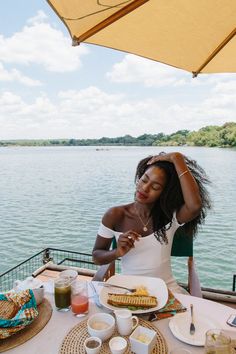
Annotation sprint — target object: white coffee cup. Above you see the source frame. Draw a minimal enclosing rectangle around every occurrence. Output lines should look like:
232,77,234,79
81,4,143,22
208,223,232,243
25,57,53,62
114,309,139,336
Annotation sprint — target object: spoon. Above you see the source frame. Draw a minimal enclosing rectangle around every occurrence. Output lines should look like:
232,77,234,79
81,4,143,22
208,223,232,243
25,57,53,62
190,304,195,335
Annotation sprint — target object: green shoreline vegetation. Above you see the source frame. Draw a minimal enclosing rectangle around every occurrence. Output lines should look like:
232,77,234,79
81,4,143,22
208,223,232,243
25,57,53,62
1,122,235,148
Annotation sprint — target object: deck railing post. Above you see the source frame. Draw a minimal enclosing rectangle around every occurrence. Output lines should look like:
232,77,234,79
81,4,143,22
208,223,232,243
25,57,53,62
43,248,53,264
233,274,236,292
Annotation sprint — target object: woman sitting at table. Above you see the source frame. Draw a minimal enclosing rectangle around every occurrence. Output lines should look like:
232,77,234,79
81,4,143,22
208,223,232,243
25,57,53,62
92,152,211,294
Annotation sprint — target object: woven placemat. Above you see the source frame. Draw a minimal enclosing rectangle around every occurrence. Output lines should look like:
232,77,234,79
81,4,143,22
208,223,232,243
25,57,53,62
60,317,168,354
0,298,52,353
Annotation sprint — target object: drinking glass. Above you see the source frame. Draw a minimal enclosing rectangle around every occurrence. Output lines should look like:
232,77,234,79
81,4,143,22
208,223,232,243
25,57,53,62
59,269,77,283
54,277,71,311
204,329,231,354
71,280,89,316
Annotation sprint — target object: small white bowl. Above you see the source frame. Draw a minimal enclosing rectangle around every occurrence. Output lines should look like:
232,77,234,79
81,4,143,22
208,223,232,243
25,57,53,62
129,325,157,354
109,336,127,354
87,313,115,342
84,336,102,354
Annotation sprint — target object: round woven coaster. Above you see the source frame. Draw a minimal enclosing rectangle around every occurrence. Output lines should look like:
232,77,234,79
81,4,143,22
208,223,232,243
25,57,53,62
60,317,168,354
0,298,52,353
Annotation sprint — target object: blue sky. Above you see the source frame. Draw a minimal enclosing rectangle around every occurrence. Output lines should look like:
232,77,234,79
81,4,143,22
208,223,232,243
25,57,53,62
0,0,235,140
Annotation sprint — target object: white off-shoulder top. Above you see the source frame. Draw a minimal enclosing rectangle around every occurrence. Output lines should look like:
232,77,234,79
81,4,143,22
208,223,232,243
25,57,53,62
97,212,186,294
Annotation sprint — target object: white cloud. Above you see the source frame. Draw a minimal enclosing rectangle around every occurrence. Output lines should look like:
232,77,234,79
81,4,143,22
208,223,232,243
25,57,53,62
213,80,236,94
0,83,235,140
0,91,56,120
0,11,88,72
202,79,236,116
26,10,48,25
106,54,190,87
0,62,41,86
0,91,26,115
106,54,236,93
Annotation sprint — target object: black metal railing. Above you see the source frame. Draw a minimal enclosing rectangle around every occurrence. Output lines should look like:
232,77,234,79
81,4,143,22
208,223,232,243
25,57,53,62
0,247,121,292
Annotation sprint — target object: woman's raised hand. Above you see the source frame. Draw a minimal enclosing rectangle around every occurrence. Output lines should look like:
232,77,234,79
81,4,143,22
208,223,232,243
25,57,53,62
115,230,140,257
147,152,184,165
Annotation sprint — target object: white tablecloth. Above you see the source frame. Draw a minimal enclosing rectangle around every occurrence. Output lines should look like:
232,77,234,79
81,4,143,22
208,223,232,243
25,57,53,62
5,282,236,354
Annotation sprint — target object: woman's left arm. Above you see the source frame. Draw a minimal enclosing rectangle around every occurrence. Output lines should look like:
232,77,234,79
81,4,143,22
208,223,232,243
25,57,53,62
148,152,202,223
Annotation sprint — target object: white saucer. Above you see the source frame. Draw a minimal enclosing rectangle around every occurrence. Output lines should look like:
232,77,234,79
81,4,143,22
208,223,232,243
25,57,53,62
169,311,221,346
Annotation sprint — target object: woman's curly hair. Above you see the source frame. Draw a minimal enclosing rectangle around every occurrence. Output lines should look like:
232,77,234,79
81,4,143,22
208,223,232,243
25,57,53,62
135,153,211,244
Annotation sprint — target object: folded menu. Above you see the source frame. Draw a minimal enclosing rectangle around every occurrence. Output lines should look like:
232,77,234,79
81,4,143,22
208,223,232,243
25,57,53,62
148,289,186,321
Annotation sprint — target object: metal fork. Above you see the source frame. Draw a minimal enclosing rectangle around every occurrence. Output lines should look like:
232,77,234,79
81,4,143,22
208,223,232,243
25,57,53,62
97,282,136,293
89,282,113,313
190,304,195,335
89,281,103,308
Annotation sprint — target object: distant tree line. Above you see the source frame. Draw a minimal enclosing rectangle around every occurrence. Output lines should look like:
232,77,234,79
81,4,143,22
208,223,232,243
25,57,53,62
0,122,235,147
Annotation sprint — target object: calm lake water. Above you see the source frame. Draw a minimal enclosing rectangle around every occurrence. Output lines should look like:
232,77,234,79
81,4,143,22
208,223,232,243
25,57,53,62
0,146,236,290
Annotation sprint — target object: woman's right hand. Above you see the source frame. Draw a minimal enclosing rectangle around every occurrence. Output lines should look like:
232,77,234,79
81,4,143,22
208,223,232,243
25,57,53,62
115,230,140,257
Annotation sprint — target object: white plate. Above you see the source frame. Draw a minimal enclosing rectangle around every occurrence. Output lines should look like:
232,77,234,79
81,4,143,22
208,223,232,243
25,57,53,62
169,311,221,346
99,274,168,314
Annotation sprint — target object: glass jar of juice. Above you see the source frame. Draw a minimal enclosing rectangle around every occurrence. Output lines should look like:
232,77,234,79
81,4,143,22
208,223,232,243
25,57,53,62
54,278,71,311
71,280,89,316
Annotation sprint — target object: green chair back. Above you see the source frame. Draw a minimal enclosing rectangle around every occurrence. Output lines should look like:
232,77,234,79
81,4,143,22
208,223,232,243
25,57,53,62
171,227,193,257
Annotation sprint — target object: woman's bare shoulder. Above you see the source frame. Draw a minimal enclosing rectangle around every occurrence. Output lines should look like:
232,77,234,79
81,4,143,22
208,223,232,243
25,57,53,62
103,204,127,220
102,203,132,228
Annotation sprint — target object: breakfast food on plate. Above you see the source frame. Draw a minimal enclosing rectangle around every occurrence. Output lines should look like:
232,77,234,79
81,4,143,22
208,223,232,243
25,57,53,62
107,293,157,309
132,286,149,296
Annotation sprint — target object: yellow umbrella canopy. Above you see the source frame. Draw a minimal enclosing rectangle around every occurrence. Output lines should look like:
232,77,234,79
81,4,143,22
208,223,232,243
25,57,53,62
47,0,236,76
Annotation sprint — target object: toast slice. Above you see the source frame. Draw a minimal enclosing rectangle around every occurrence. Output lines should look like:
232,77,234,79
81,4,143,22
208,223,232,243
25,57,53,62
107,293,157,308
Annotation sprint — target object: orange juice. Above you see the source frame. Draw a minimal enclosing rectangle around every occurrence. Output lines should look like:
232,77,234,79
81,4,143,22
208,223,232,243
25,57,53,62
71,294,89,314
